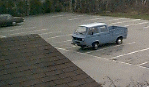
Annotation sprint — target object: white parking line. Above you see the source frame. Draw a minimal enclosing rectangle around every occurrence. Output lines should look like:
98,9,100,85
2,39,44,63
68,15,84,20
87,18,124,22
111,47,149,59
30,28,47,32
0,35,6,38
138,21,148,25
10,32,25,36
2,27,36,32
111,19,143,25
47,34,72,39
55,47,107,60
78,15,84,17
108,18,126,22
88,18,103,21
144,26,149,28
139,62,148,66
39,31,61,35
111,22,123,25
10,28,48,36
86,42,136,54
124,25,130,27
54,40,72,44
124,21,148,27
52,15,63,17
55,47,149,69
69,18,79,20
56,47,69,51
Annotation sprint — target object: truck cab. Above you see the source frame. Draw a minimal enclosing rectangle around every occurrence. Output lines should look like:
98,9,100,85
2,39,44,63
72,22,128,50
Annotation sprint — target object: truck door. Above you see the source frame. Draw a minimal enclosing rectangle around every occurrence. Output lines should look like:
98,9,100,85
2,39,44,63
98,25,112,44
86,27,99,46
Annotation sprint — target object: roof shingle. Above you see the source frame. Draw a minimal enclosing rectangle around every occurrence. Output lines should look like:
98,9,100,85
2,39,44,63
0,34,102,87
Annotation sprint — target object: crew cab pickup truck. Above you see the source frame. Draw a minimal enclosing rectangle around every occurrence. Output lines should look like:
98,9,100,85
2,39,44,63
0,14,24,26
72,22,128,50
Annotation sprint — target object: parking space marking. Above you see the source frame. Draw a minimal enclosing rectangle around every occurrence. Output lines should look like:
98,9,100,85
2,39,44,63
69,16,127,22
124,25,130,27
10,32,25,36
86,42,136,54
10,28,48,36
111,19,143,25
68,15,84,20
88,18,103,21
124,21,148,27
78,15,84,17
144,26,149,28
30,28,47,32
56,47,69,51
52,15,63,17
1,27,36,32
111,47,149,59
108,18,126,21
59,41,135,50
111,19,136,25
111,21,123,25
10,27,36,31
0,35,6,38
86,18,124,22
138,21,148,25
139,62,148,66
68,18,79,20
47,34,72,39
55,47,106,60
62,45,77,49
54,40,71,44
55,47,149,69
39,31,61,35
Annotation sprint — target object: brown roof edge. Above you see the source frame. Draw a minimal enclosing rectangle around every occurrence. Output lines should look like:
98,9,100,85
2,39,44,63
0,34,102,87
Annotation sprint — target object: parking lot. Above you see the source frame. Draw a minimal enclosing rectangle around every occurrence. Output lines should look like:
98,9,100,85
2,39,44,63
1,12,149,86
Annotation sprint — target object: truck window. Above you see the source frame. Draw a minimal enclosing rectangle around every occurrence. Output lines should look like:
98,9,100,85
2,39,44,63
75,26,87,35
88,27,98,35
100,26,108,33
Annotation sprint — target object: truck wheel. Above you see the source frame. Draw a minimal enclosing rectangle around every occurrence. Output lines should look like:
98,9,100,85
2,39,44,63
12,22,16,26
92,42,99,50
116,37,123,45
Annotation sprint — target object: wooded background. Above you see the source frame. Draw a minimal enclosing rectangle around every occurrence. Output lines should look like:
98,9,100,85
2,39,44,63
0,0,149,16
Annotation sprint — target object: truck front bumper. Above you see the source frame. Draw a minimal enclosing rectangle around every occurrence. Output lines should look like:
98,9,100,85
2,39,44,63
72,40,88,47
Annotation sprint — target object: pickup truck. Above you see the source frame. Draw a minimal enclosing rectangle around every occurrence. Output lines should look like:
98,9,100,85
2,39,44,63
0,14,24,27
72,22,128,50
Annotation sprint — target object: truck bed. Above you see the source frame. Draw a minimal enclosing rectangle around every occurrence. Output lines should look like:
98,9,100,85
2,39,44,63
108,26,128,39
108,26,127,30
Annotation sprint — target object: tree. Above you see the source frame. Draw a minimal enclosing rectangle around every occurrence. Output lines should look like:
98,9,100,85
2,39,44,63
30,0,42,15
43,0,51,13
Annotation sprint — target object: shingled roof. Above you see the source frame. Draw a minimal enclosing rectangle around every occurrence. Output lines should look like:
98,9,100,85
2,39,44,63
0,34,102,87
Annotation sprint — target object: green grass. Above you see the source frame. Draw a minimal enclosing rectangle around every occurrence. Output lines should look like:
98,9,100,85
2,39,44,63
99,12,149,20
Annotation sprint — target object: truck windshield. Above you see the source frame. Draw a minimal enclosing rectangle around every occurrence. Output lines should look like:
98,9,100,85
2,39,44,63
75,26,87,35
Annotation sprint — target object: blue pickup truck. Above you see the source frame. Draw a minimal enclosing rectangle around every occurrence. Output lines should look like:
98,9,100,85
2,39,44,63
72,23,128,50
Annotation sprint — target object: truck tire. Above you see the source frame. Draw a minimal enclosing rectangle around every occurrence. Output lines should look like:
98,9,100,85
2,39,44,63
116,37,123,45
92,42,99,50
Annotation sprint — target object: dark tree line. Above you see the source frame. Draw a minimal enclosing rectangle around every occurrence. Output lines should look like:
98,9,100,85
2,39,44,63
73,0,149,14
0,0,63,16
0,0,149,16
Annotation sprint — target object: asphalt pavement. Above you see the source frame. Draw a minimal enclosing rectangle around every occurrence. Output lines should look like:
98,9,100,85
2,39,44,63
1,12,149,86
